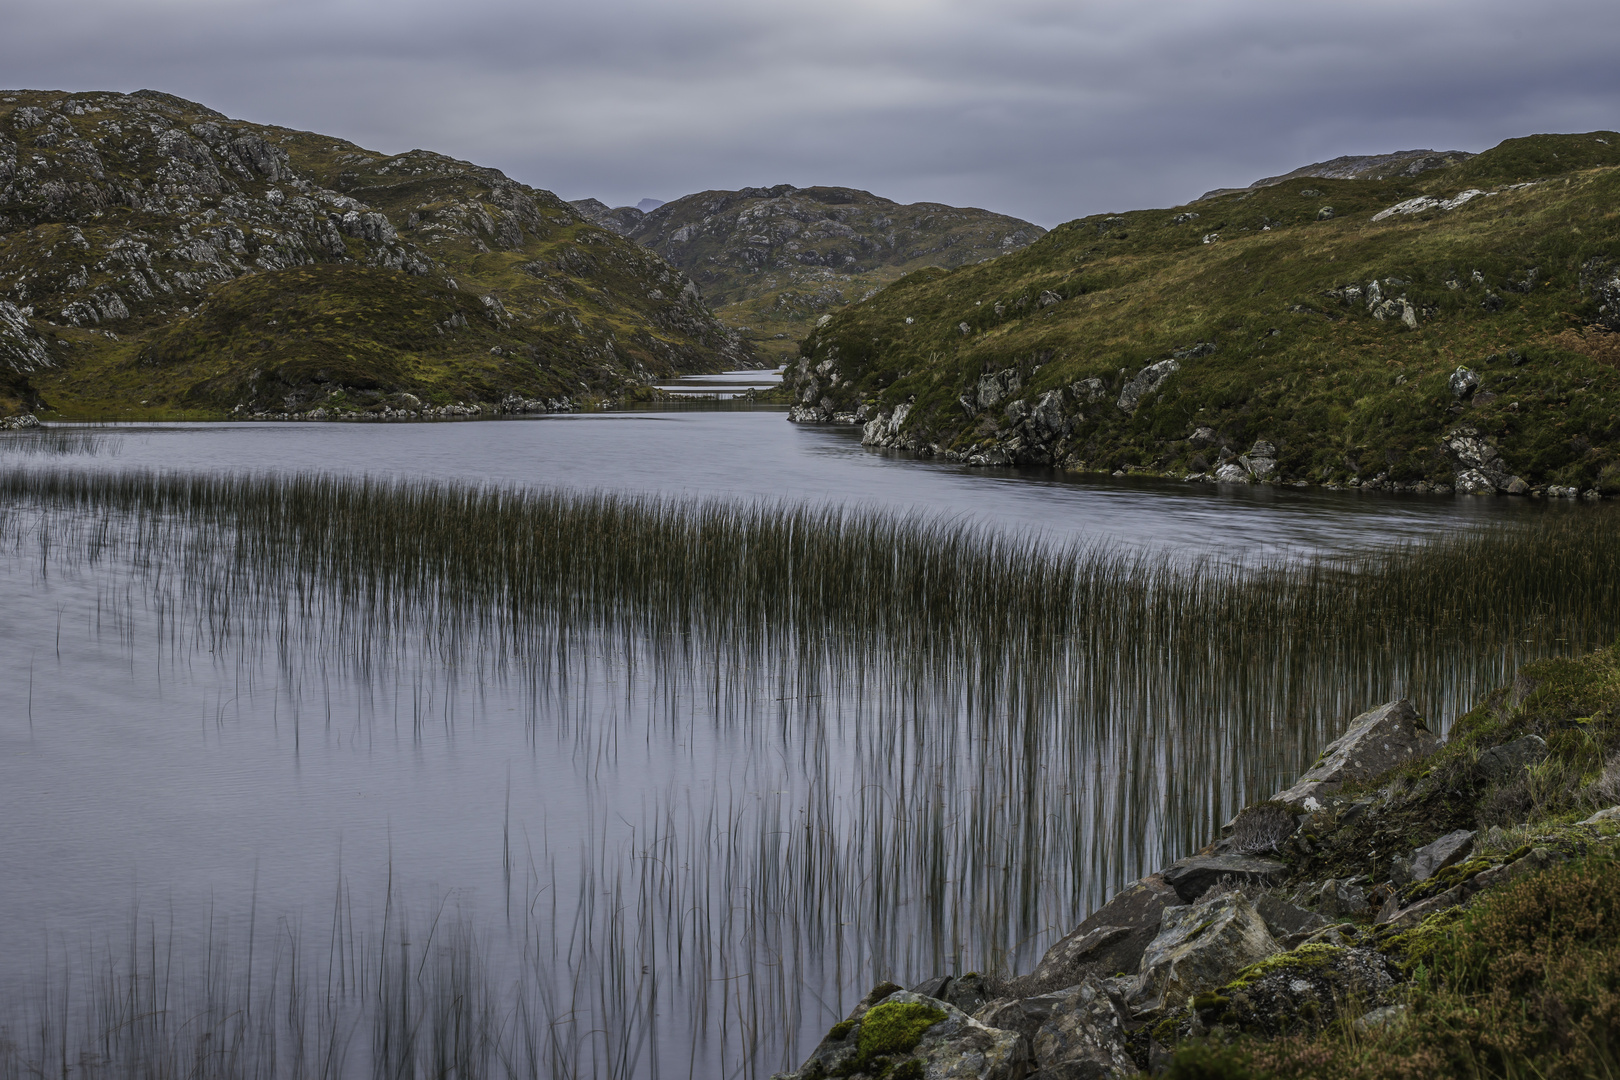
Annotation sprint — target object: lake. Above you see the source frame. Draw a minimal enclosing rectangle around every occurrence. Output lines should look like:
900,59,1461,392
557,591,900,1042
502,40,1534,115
0,379,1600,1079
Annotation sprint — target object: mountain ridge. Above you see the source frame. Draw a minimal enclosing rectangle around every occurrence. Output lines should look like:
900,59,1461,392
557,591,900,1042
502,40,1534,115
0,88,751,420
574,184,1045,361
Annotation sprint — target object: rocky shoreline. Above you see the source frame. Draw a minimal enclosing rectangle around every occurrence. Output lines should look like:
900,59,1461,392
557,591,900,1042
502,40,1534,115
789,397,1611,500
772,648,1620,1079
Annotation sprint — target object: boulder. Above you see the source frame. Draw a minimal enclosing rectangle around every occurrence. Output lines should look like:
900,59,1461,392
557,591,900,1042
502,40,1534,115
1409,829,1475,882
1016,874,1184,996
1116,359,1179,414
773,987,1028,1080
1162,856,1286,903
1449,366,1480,399
1580,806,1620,826
1030,979,1139,1078
1214,463,1249,483
1273,699,1440,810
910,973,992,1015
1238,440,1278,481
1127,893,1280,1017
1252,894,1328,942
1478,735,1549,781
977,369,1022,410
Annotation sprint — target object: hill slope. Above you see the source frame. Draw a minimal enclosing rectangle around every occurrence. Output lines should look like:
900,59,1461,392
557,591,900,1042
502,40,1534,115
787,132,1620,496
0,89,750,420
576,185,1045,363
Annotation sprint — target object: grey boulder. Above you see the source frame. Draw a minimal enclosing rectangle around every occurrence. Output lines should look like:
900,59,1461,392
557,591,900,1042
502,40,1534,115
1409,829,1475,882
1273,699,1440,810
1030,978,1139,1078
1116,359,1179,414
1015,874,1184,997
1479,735,1549,781
1162,855,1286,903
1127,893,1280,1017
773,986,1029,1080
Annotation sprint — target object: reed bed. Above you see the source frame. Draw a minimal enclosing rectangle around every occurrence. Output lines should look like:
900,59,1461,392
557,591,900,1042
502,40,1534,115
1,467,1617,1079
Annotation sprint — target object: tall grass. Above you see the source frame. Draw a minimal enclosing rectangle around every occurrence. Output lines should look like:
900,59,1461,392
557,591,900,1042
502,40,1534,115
0,467,1617,1078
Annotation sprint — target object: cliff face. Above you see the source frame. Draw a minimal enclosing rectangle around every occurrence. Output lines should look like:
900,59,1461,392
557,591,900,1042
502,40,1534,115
787,132,1620,497
578,184,1045,363
0,89,750,419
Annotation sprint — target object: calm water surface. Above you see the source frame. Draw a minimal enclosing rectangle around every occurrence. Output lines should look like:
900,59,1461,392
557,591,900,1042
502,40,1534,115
0,393,1569,1077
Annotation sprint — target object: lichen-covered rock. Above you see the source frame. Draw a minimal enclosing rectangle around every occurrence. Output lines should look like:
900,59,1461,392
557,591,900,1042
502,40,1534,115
1014,874,1184,997
1273,699,1440,810
910,973,992,1015
1116,359,1179,414
1196,945,1399,1037
1478,735,1549,780
1127,893,1281,1017
1409,829,1476,882
1029,978,1139,1078
773,987,1029,1080
1252,894,1328,943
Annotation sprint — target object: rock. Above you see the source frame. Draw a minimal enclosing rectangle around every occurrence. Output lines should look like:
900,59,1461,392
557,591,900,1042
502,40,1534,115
1307,879,1369,920
1038,290,1063,308
1316,207,1335,220
1188,426,1219,449
1071,377,1106,404
1162,856,1287,903
1027,389,1072,443
1252,894,1327,941
1273,699,1440,809
1128,893,1280,1016
1580,806,1620,825
1214,463,1249,484
1030,979,1138,1078
910,973,992,1015
1449,366,1481,400
1215,946,1399,1037
1116,359,1179,414
1478,735,1549,781
1410,829,1476,882
974,989,1081,1044
1378,847,1558,928
959,322,973,335
977,369,1022,411
1238,440,1278,481
0,300,52,373
1017,874,1184,996
774,987,1028,1080
0,412,42,429
1355,1004,1409,1033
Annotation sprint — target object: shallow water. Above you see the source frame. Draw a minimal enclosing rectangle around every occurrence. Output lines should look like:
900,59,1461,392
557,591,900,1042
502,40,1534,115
0,391,1582,1078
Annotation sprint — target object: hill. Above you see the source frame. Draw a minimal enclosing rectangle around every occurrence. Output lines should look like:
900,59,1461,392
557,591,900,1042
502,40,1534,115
0,89,751,420
787,132,1620,497
574,185,1045,363
1199,148,1475,200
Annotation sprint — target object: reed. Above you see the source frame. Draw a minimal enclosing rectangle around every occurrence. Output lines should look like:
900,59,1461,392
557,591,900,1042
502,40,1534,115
1,466,1617,1079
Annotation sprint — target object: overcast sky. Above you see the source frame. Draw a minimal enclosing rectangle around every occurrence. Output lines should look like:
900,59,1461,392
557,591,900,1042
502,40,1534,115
6,0,1620,227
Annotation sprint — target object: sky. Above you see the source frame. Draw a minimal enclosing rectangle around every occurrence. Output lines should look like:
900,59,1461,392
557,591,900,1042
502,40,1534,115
5,0,1620,228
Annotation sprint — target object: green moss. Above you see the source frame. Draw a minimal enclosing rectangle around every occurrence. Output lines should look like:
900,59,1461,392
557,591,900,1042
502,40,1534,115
826,1020,854,1042
855,1002,946,1059
1223,944,1346,992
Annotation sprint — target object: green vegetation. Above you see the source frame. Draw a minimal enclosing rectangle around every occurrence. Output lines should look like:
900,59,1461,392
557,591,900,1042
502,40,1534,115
793,132,1620,490
0,89,747,420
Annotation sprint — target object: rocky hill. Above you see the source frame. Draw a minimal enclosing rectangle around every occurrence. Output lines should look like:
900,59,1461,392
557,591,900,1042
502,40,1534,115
0,89,751,420
788,132,1620,497
574,185,1045,363
1200,148,1475,200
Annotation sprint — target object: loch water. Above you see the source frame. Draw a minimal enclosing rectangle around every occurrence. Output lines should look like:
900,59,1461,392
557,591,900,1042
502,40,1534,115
0,383,1585,1079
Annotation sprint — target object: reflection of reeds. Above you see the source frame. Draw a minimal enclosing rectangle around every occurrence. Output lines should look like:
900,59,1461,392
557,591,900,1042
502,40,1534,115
1,468,1617,1078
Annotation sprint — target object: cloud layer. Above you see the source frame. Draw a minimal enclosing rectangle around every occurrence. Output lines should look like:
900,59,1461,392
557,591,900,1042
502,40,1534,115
7,0,1619,225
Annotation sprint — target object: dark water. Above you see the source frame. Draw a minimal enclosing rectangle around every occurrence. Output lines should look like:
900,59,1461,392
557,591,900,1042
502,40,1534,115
0,390,1566,1078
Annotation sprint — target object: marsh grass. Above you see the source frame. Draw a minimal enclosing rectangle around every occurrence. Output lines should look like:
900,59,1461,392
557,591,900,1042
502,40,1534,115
1,468,1618,1078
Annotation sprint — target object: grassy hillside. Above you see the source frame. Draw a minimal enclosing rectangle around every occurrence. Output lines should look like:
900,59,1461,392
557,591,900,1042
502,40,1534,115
789,133,1620,495
575,185,1045,364
0,89,750,420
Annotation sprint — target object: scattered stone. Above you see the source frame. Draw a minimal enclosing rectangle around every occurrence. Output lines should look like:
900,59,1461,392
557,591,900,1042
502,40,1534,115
1580,806,1620,825
1252,894,1327,942
1479,735,1549,781
1128,893,1280,1017
1188,426,1219,449
1409,830,1476,882
1037,290,1062,308
1316,207,1335,220
1273,699,1441,809
1307,879,1369,920
1355,1003,1409,1033
1449,366,1480,399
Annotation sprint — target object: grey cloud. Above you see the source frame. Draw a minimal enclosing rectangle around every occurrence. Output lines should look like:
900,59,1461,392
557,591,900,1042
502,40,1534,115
3,0,1618,225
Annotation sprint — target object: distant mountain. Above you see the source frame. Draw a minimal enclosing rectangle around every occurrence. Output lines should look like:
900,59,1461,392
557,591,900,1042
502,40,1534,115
577,185,1045,362
0,89,752,421
1200,149,1475,200
635,198,664,213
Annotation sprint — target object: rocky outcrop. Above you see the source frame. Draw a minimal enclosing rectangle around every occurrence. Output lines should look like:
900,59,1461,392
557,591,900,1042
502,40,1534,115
1014,875,1184,997
1444,426,1528,495
1273,699,1440,810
